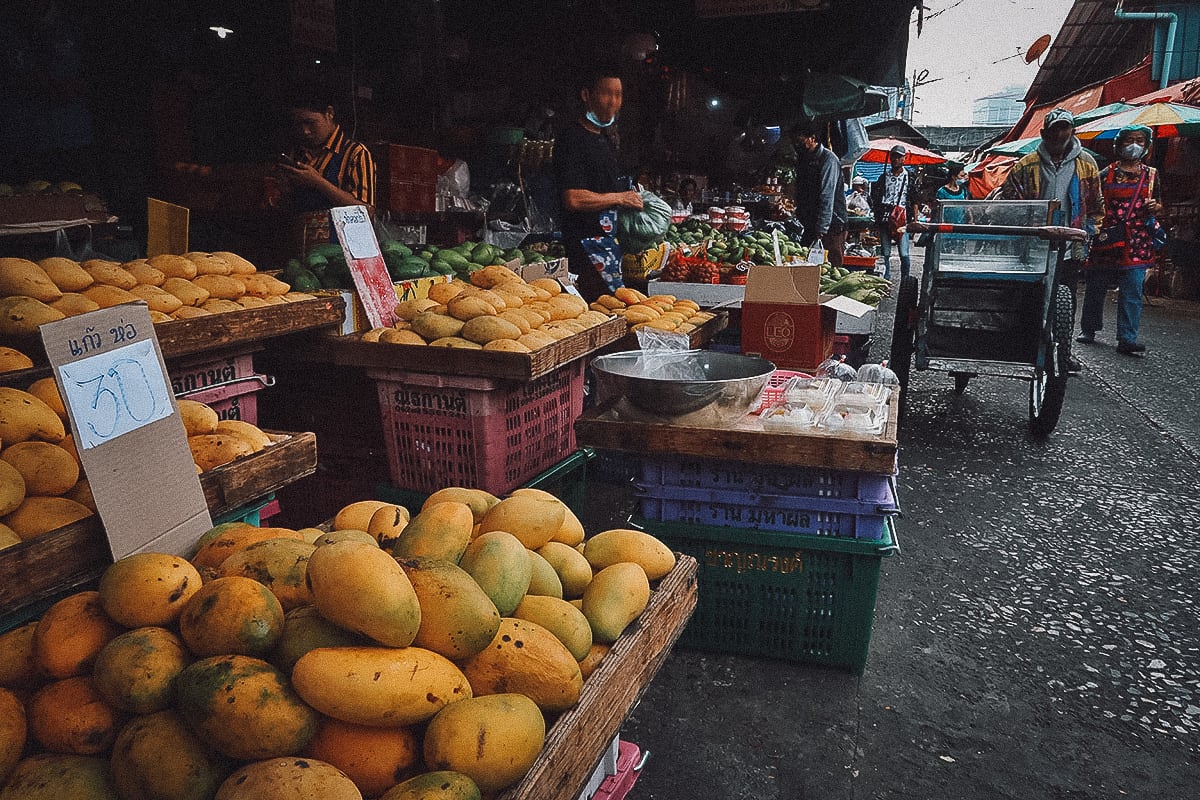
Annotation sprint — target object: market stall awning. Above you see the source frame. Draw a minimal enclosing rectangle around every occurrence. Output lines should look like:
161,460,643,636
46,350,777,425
986,137,1041,157
859,138,945,165
1075,101,1200,140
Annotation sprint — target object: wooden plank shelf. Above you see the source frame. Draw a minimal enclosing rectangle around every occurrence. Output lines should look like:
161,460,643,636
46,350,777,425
575,391,899,474
499,555,698,800
293,316,627,381
0,431,317,622
0,297,346,385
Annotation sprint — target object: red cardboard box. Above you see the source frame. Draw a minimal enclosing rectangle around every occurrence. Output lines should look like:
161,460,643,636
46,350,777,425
740,264,872,372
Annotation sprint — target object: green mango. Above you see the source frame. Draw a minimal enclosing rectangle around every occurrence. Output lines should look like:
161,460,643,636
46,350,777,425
291,270,321,292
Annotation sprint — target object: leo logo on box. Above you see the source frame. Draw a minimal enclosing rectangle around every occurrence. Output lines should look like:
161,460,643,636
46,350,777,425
763,311,794,351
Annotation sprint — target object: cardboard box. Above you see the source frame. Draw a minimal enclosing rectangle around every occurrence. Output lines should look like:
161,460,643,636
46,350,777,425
517,257,571,283
328,275,452,334
0,192,110,225
740,265,872,371
386,179,436,214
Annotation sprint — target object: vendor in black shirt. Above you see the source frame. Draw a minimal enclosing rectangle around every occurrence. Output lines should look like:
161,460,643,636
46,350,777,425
554,66,643,303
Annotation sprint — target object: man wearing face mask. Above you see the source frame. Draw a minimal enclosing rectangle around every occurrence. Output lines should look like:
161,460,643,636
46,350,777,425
1001,108,1104,372
554,65,644,303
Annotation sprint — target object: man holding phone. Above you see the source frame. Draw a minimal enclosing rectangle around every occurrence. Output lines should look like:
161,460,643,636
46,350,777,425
277,86,376,214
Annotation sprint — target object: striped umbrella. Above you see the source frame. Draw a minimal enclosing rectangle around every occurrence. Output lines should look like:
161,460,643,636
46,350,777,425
1073,102,1136,124
857,137,946,165
1075,102,1200,140
986,136,1041,157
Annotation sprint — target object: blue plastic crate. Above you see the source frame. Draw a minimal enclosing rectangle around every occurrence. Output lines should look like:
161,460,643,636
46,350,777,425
638,483,898,539
640,456,895,503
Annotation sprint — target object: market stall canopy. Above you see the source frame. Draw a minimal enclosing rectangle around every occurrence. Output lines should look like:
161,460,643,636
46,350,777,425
987,137,1041,157
1074,102,1200,140
1074,102,1137,124
859,138,946,165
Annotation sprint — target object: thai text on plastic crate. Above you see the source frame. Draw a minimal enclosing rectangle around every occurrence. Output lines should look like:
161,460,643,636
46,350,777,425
637,483,898,539
370,361,585,496
642,518,898,673
640,456,896,501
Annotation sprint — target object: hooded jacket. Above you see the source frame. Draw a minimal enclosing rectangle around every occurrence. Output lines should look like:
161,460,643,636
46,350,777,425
1001,135,1104,261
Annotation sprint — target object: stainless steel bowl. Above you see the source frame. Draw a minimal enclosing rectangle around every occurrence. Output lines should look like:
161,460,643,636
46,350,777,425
591,350,776,426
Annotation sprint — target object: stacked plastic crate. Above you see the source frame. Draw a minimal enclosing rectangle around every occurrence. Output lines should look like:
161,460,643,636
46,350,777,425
631,449,899,674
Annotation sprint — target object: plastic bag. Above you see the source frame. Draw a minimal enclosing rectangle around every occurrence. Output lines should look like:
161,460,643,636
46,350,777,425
816,356,857,381
617,189,672,253
52,226,105,261
438,159,470,200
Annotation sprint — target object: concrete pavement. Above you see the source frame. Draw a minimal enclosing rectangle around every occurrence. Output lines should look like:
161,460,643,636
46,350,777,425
615,252,1200,800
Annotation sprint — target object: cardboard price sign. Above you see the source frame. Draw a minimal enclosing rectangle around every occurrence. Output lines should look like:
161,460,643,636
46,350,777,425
331,205,397,329
40,302,212,559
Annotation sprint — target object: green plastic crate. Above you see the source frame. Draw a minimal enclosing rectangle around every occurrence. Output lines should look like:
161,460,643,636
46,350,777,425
638,517,898,673
374,448,595,515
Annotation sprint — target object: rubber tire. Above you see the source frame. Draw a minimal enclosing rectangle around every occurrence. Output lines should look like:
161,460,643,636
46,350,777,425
1029,284,1071,437
889,275,920,391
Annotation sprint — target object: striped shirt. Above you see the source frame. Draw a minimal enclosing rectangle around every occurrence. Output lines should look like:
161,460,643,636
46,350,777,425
296,124,376,209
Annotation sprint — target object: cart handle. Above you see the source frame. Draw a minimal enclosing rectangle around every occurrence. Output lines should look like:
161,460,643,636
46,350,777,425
908,221,1086,242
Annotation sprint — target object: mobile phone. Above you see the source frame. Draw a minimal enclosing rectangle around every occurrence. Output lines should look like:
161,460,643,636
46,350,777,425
277,153,298,167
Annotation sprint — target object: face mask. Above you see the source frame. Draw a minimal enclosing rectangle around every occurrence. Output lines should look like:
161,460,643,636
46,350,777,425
1118,143,1146,160
586,110,616,128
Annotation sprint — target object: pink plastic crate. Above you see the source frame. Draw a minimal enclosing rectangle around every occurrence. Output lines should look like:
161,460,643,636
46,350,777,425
177,376,269,424
754,369,813,413
169,352,256,395
592,741,645,800
370,361,585,496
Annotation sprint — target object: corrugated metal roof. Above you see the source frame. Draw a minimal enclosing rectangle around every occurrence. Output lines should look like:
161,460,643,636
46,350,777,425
1025,0,1156,104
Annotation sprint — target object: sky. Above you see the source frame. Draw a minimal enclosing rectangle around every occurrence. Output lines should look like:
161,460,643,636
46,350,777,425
905,0,1077,126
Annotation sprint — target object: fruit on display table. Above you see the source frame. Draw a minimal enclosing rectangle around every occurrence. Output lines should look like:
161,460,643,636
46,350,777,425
362,265,611,351
0,484,677,798
592,287,716,332
0,253,311,333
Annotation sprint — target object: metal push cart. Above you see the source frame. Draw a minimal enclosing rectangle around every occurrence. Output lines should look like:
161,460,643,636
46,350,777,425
889,200,1086,437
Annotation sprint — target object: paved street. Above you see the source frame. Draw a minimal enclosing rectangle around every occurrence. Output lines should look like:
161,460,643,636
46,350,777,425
617,254,1200,800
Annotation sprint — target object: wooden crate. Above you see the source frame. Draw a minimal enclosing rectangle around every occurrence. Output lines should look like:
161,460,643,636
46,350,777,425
0,431,317,620
0,296,346,384
575,391,899,474
302,316,627,381
499,555,699,800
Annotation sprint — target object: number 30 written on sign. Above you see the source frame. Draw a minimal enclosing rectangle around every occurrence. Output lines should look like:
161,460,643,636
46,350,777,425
58,340,174,449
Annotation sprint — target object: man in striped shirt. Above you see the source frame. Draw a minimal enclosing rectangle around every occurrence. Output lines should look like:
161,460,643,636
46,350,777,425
279,90,376,214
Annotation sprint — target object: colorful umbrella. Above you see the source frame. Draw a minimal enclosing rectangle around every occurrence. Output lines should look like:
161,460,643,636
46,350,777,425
1075,102,1200,140
857,137,946,165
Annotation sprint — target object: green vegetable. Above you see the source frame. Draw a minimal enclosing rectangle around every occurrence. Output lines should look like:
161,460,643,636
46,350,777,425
617,190,672,254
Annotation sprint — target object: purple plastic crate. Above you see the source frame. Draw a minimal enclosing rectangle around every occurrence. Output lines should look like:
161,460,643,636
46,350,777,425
637,484,898,539
639,456,895,503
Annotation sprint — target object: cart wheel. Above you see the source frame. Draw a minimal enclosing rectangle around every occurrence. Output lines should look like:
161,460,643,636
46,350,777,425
1029,284,1072,437
951,373,972,394
889,276,919,391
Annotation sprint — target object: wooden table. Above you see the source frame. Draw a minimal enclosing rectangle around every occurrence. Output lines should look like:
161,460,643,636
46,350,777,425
575,391,899,474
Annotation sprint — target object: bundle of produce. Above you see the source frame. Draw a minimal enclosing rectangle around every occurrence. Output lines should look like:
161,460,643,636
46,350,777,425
0,253,306,335
617,190,672,253
592,287,715,332
0,483,678,799
819,265,892,306
361,267,610,352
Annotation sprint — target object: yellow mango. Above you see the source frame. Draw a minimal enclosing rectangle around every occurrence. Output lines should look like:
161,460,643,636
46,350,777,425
292,646,471,727
457,618,581,713
4,496,93,540
0,258,62,302
98,552,203,627
512,595,593,660
214,758,361,800
0,296,65,338
458,532,531,616
526,549,563,598
581,562,650,644
366,503,411,548
37,257,94,292
0,387,65,444
584,528,676,580
536,541,593,599
386,501,474,563
478,494,565,550
1,441,79,496
422,487,499,524
399,556,501,660
422,693,545,793
380,771,481,800
335,499,398,532
305,540,421,647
